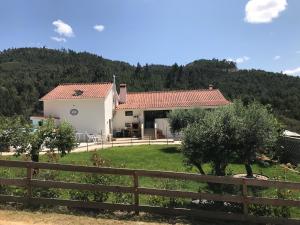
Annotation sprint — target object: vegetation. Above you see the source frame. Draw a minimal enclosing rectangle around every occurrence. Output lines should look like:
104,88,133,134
1,145,300,218
0,48,300,132
0,117,77,161
175,101,281,177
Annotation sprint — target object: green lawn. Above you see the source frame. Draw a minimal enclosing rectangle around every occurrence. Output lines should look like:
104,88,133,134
2,144,300,182
1,145,300,218
49,145,300,182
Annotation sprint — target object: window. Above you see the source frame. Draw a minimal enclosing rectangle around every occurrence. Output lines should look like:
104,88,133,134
73,90,84,96
125,111,133,116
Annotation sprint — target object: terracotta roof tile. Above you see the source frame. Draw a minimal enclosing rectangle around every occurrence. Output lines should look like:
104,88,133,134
116,89,230,110
40,83,113,100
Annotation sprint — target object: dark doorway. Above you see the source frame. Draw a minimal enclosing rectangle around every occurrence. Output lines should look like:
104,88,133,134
144,110,170,128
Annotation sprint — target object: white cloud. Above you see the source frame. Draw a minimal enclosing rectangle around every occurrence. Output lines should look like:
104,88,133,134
94,24,105,32
51,36,67,42
283,67,300,76
52,19,74,37
244,0,287,24
273,55,281,60
227,56,250,64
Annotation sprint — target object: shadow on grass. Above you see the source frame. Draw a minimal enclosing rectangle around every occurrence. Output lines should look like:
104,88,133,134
159,147,180,154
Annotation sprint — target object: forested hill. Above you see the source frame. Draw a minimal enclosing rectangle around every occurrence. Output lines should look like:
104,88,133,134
0,47,300,132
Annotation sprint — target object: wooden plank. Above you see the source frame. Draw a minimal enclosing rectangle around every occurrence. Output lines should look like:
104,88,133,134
138,205,300,225
0,195,299,225
0,195,135,211
0,178,27,187
0,160,134,175
30,179,135,193
137,187,243,203
135,170,243,185
0,160,32,168
247,196,300,207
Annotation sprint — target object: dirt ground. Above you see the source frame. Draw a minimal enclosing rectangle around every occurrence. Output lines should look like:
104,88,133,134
0,209,196,225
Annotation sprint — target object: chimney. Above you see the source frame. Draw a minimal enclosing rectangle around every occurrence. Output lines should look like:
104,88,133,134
209,84,213,90
119,84,127,103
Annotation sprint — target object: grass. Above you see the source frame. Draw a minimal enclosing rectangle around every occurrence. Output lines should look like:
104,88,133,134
48,145,300,182
1,144,300,218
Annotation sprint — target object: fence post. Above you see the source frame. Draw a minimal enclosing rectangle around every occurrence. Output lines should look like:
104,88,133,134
27,163,33,200
242,179,248,216
133,171,139,215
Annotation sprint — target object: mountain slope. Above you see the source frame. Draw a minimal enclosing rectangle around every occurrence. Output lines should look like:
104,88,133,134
0,47,299,131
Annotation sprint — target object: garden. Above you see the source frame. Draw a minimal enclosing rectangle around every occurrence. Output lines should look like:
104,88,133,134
0,100,300,221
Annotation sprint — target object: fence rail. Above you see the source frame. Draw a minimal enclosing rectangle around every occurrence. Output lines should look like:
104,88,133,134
0,159,299,225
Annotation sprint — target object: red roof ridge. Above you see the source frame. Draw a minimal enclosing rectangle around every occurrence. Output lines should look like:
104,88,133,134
58,82,113,86
40,82,113,101
127,88,220,95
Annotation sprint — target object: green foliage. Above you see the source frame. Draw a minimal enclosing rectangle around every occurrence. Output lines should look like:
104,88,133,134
181,101,281,177
54,121,77,157
168,108,206,134
249,189,291,218
0,116,31,153
0,48,299,132
8,118,78,162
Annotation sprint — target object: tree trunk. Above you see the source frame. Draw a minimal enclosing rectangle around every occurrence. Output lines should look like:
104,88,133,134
245,162,253,178
194,162,206,175
214,162,226,176
31,153,39,162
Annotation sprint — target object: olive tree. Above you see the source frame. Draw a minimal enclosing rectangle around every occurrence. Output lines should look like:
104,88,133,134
168,108,206,134
16,119,78,162
181,105,239,176
0,116,31,153
235,101,281,177
181,100,281,177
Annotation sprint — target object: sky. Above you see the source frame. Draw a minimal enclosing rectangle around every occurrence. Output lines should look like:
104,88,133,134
0,0,300,76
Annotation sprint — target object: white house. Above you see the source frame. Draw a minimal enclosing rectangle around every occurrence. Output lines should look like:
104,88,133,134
31,82,230,141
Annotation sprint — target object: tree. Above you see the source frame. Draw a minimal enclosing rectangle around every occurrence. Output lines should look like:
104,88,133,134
181,101,281,177
14,119,78,162
181,105,239,176
53,121,78,156
0,116,31,153
168,108,206,134
235,101,282,177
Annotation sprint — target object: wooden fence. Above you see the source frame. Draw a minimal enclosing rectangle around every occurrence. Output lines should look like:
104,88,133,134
0,160,300,225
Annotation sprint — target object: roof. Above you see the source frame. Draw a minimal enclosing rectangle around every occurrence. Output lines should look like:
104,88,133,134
40,83,113,101
116,89,230,110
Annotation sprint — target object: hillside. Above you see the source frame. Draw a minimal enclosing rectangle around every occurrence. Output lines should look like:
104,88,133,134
0,47,300,132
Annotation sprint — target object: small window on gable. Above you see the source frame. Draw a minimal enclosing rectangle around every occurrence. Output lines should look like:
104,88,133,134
125,111,133,116
73,90,84,96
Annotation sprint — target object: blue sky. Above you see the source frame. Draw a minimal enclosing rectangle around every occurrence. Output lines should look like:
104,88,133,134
0,0,300,75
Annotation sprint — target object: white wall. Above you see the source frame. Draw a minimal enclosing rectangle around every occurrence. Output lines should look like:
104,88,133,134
104,89,114,136
113,109,144,130
155,118,172,137
44,98,107,135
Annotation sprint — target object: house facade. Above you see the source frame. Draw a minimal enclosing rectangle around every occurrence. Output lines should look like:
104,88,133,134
31,82,230,140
